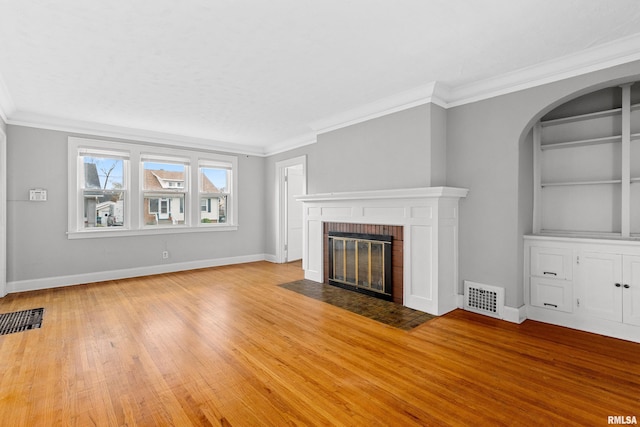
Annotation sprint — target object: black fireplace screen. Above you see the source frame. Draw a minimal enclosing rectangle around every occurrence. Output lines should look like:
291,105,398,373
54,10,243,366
328,231,392,300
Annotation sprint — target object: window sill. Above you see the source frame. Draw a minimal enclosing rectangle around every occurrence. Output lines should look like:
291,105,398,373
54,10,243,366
67,224,239,239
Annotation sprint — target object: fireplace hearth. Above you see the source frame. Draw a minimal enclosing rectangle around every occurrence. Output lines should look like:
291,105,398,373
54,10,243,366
327,231,393,301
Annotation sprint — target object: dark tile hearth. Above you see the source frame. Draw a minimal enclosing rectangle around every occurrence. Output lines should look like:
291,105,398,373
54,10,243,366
280,280,435,330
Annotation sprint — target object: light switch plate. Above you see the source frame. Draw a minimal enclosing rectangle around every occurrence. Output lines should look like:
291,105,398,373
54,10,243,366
29,189,47,201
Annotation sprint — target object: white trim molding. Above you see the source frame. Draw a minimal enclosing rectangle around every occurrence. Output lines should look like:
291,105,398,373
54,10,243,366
7,253,268,294
309,82,451,136
275,155,307,264
9,111,265,156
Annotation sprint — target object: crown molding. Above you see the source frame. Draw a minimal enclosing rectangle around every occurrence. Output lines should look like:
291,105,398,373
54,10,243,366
309,81,451,136
262,132,317,157
299,33,640,143
446,32,640,107
6,111,267,156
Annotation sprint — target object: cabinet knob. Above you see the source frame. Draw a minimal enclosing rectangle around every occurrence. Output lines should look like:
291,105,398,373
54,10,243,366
623,284,630,289
615,283,622,287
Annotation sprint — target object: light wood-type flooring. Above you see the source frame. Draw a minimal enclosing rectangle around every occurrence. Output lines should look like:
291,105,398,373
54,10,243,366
0,261,638,426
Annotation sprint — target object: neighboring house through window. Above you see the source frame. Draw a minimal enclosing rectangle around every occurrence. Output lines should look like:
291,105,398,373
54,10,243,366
68,137,238,238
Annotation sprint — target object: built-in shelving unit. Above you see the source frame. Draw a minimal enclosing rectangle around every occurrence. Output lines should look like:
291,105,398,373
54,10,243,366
533,83,640,238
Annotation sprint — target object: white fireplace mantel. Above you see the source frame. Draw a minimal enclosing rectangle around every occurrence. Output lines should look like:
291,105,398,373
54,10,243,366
297,187,468,316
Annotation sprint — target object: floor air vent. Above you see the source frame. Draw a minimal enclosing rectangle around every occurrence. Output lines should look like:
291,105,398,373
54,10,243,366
0,308,44,335
464,281,504,319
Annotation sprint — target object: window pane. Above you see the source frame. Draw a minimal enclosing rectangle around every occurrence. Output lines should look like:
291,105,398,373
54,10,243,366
200,195,227,223
143,162,185,190
144,195,185,226
83,190,125,228
83,156,124,190
200,167,228,192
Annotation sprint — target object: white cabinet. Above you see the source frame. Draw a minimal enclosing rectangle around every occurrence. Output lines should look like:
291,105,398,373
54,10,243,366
530,246,573,280
530,277,573,313
524,236,640,342
622,256,640,326
578,252,640,325
578,252,623,322
529,246,573,313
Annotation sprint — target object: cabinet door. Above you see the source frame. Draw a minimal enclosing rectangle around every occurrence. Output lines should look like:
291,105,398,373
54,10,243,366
578,252,622,322
530,247,573,280
622,255,640,326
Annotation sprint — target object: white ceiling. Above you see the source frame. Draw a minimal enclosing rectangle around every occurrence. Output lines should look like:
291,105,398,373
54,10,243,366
1,0,640,155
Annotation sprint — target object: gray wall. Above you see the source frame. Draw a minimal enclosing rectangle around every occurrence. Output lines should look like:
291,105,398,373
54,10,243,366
309,103,442,194
264,103,444,256
7,125,266,284
0,117,6,135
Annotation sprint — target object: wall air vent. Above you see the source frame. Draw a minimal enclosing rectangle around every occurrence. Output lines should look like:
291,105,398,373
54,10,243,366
464,281,505,319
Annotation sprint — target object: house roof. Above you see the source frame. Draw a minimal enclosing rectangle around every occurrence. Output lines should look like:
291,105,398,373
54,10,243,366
144,169,220,193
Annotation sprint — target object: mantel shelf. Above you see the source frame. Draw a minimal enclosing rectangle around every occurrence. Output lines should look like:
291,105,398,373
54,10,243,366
296,187,469,202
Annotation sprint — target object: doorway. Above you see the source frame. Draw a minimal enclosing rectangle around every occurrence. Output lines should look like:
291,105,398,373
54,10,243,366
276,156,307,264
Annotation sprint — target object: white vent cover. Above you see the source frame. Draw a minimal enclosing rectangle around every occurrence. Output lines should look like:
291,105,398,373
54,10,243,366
464,281,505,319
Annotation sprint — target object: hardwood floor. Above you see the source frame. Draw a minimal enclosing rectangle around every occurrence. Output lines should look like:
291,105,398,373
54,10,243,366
0,261,638,426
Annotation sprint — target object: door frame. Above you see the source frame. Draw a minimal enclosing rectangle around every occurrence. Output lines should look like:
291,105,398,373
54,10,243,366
0,128,6,297
275,155,307,264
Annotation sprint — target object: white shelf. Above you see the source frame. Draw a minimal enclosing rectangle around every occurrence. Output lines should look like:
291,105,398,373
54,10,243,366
541,179,622,187
540,135,621,150
534,85,638,238
540,103,640,127
540,107,621,127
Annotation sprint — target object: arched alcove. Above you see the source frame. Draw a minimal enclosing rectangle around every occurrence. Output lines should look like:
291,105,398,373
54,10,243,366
525,82,640,238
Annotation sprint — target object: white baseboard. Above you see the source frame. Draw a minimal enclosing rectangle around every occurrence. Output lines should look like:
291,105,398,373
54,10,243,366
264,254,278,263
7,254,268,294
503,305,527,324
456,294,526,324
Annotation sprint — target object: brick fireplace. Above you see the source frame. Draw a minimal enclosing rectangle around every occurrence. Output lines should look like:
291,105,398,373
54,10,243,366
297,187,468,315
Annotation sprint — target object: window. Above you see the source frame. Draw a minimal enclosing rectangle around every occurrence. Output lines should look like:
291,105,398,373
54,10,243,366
199,161,232,224
68,137,238,238
78,149,128,229
142,157,188,227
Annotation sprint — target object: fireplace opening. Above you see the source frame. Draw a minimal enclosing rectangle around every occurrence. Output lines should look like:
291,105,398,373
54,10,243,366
327,231,393,301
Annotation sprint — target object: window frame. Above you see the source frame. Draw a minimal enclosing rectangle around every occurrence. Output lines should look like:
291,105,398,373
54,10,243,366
68,137,238,239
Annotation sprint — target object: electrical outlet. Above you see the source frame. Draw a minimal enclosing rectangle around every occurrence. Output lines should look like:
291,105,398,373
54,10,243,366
162,251,169,259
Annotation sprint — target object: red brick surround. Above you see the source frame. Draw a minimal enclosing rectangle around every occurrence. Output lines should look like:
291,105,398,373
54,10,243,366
323,222,404,304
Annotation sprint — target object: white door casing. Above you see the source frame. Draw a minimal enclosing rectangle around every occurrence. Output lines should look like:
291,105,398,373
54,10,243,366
0,129,6,297
285,165,304,262
275,155,307,264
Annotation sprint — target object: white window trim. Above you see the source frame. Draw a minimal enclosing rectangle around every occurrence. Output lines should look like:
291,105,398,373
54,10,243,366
68,137,238,239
